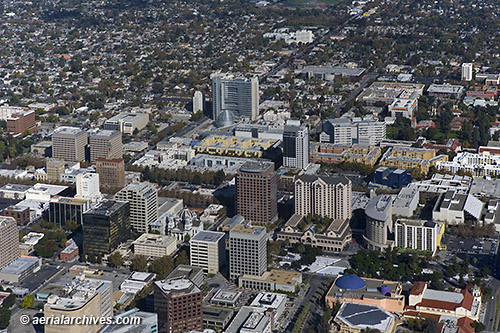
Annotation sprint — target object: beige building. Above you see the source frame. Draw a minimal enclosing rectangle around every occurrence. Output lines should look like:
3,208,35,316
103,113,149,135
132,233,177,258
277,214,352,252
294,175,352,220
115,182,158,233
44,275,113,333
89,130,122,162
239,269,302,293
52,126,88,162
46,159,65,182
0,217,19,270
96,158,125,189
190,231,226,274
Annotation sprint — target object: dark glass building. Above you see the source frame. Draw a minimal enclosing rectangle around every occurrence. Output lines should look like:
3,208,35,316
49,197,90,228
82,199,130,257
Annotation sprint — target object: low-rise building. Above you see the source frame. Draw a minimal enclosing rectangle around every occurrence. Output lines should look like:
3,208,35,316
325,274,404,313
427,84,464,99
379,146,448,174
104,112,149,134
310,142,381,166
0,256,42,283
60,239,79,262
194,135,282,161
239,269,302,293
432,190,483,224
437,151,500,177
277,214,352,252
203,306,234,331
333,302,396,333
225,306,272,333
250,293,287,325
373,167,412,188
132,233,177,258
392,187,419,217
210,289,242,307
406,282,482,321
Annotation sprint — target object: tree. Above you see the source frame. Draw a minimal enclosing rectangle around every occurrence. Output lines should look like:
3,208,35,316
0,307,10,329
174,250,189,266
108,252,124,268
132,255,148,272
2,293,15,308
20,294,34,309
150,255,174,279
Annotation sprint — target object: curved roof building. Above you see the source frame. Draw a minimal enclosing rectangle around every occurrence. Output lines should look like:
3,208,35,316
335,274,366,290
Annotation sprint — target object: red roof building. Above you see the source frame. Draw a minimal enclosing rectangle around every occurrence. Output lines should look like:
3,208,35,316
406,282,482,321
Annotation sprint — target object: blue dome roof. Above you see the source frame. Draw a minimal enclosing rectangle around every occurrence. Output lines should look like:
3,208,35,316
335,274,366,290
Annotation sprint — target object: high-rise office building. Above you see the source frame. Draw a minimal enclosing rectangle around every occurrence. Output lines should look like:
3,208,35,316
154,278,203,333
212,75,259,124
89,130,122,162
44,276,113,333
46,158,65,182
190,231,226,274
96,158,125,189
363,194,393,251
76,173,101,200
462,63,473,81
0,216,20,270
236,161,278,224
193,91,204,113
82,200,130,256
229,224,267,280
49,196,90,228
283,120,309,170
6,110,36,135
52,126,88,162
294,175,352,220
114,182,158,233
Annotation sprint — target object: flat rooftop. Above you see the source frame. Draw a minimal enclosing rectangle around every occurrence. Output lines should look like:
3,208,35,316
336,302,394,332
132,233,176,248
242,269,302,286
85,199,128,216
191,231,225,243
0,256,39,275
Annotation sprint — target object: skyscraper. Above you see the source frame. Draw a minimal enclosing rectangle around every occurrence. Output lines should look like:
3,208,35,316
212,75,259,124
236,161,278,224
461,63,473,81
0,216,19,270
52,126,88,162
283,120,309,170
229,224,267,280
294,175,352,220
154,278,203,333
89,130,122,162
192,91,204,113
82,199,130,257
96,158,125,189
114,182,158,233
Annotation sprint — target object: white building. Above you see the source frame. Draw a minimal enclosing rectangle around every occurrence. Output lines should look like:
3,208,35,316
461,63,473,81
394,219,444,255
75,173,101,201
104,113,149,135
320,117,386,145
225,306,272,333
389,97,418,119
436,152,500,177
193,91,204,113
392,187,419,217
190,231,226,274
432,190,483,225
295,30,313,43
114,182,158,233
249,293,286,325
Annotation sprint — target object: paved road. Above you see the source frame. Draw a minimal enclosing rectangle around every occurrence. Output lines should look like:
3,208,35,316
484,277,500,332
